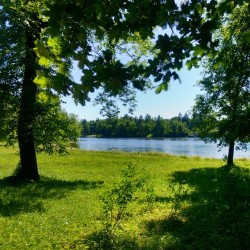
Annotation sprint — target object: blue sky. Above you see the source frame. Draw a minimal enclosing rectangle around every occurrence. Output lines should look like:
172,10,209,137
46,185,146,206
61,66,202,121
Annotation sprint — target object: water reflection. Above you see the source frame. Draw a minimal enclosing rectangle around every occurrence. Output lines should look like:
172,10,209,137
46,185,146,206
78,137,250,159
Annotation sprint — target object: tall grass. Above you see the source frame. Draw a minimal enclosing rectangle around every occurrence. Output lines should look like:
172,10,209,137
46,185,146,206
0,147,249,249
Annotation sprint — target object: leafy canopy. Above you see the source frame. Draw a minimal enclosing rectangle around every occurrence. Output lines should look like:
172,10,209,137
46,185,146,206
1,0,248,152
192,2,250,150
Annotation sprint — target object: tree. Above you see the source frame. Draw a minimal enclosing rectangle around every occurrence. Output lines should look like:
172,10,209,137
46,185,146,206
0,3,23,143
192,3,250,167
81,119,90,136
1,0,156,180
1,0,245,180
33,102,82,155
168,120,190,137
0,1,82,178
153,116,166,137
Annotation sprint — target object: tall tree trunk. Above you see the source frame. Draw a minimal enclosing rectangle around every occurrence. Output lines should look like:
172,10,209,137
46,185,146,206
227,140,235,167
16,27,39,181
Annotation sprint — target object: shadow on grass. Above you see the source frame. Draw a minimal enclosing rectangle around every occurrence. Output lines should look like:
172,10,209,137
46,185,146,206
143,166,250,250
0,176,103,217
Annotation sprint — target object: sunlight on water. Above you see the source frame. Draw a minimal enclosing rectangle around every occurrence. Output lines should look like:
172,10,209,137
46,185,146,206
78,138,250,159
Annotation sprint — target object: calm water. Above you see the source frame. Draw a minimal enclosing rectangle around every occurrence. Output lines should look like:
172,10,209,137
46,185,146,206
78,137,250,159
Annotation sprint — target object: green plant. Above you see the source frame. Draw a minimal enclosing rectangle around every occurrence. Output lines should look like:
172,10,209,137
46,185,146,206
168,182,191,217
85,164,154,249
102,165,145,240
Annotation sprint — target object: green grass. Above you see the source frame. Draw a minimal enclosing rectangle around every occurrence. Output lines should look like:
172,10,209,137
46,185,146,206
0,147,249,249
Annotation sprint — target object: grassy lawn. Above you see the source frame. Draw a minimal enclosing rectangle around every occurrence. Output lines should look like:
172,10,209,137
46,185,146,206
0,146,249,249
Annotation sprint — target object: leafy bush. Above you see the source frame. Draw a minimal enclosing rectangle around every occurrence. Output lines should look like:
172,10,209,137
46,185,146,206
84,164,155,249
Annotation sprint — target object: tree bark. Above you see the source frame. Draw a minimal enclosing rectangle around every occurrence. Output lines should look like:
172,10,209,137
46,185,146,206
227,140,235,167
16,27,39,181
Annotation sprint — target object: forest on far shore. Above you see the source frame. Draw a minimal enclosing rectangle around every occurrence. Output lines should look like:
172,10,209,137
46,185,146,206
81,113,195,138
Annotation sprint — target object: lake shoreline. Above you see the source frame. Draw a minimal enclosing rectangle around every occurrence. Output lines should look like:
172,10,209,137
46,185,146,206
81,135,198,139
78,137,250,159
77,137,250,159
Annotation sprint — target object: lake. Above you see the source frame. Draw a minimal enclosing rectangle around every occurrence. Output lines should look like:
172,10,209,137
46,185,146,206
78,137,250,159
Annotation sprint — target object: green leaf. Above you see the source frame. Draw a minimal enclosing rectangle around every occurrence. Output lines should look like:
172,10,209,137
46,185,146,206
185,60,193,70
155,82,168,94
241,30,250,43
193,46,204,57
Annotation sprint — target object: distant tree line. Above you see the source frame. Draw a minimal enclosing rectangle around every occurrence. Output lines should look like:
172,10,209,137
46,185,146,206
81,113,194,138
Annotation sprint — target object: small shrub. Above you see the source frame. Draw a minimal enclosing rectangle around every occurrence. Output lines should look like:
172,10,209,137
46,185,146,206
84,164,154,249
168,182,191,217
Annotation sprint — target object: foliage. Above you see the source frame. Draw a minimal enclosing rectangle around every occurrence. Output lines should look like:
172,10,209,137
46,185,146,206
192,3,250,165
33,102,82,155
0,95,81,155
81,113,193,138
168,182,192,218
0,2,23,142
147,0,247,91
93,86,137,118
1,0,159,179
84,164,154,249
